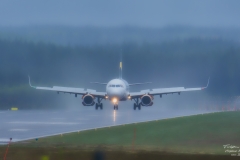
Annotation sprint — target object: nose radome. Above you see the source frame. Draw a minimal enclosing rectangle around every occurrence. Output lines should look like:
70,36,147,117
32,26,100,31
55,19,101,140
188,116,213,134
111,89,122,95
108,88,124,96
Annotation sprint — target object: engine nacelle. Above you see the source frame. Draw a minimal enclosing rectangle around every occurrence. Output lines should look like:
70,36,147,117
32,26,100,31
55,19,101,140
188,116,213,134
141,94,154,106
82,94,95,106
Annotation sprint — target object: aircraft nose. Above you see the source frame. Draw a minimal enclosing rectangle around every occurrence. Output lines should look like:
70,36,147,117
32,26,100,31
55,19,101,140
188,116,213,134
108,88,124,97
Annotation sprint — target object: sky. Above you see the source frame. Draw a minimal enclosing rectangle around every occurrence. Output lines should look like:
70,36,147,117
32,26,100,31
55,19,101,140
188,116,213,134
0,0,240,28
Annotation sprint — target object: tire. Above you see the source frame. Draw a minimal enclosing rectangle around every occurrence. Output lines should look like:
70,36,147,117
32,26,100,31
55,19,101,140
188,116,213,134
95,103,98,110
114,105,115,110
116,105,118,110
133,103,136,110
138,104,141,110
100,103,103,110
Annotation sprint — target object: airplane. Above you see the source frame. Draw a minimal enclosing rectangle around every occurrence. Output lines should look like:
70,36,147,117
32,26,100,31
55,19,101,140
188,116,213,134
28,61,209,110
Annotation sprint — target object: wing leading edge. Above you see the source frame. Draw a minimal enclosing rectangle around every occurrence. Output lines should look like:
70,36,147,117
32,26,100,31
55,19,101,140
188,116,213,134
28,76,106,97
130,78,209,98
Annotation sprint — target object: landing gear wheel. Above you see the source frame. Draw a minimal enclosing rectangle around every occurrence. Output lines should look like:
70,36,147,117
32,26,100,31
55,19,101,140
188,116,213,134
95,97,103,111
113,105,118,110
138,104,141,110
133,103,136,110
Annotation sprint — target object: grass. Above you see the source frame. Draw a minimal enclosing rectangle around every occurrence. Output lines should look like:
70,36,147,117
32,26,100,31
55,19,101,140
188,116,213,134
13,111,240,153
1,111,240,159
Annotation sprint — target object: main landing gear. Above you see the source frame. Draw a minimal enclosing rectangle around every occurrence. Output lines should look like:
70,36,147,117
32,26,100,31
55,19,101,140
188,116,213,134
95,97,103,110
133,98,141,110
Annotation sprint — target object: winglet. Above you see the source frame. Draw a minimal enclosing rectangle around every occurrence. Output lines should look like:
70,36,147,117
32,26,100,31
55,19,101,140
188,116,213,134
28,76,36,88
202,77,210,90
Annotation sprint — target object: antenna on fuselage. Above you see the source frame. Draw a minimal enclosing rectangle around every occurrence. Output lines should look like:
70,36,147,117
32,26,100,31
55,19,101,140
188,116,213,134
119,50,122,79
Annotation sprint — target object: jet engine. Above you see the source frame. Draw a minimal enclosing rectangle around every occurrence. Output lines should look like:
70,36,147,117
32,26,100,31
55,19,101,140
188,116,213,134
141,94,153,106
82,94,95,106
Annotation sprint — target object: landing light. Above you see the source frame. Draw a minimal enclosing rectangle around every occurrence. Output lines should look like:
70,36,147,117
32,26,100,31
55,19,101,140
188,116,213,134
112,98,118,103
105,96,108,99
128,96,131,99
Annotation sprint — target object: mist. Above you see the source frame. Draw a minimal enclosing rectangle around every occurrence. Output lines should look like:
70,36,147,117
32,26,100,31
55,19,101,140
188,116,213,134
0,38,239,110
0,0,240,28
1,3,240,160
0,0,240,111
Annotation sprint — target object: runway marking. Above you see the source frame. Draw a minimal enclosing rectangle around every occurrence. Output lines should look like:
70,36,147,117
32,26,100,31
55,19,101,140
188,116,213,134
8,121,80,125
10,129,29,132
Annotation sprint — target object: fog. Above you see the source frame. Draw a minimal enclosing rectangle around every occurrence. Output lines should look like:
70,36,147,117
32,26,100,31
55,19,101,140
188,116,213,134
1,3,240,160
0,0,240,28
1,26,240,46
0,0,239,111
0,38,239,110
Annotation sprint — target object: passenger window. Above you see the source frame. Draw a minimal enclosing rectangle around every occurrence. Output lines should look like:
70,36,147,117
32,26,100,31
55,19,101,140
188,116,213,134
112,85,115,87
116,85,120,87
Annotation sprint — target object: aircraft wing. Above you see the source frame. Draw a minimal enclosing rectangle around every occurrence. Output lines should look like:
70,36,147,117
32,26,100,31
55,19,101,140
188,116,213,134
130,78,209,98
28,77,106,98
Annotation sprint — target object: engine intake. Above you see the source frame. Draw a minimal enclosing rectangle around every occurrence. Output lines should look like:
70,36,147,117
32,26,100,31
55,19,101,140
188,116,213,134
141,94,153,106
82,94,95,106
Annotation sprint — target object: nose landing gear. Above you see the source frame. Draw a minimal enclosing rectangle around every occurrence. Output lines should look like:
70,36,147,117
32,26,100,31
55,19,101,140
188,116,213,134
114,105,118,110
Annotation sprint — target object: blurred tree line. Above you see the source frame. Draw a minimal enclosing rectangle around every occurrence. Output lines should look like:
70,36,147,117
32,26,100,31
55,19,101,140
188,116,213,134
0,38,239,109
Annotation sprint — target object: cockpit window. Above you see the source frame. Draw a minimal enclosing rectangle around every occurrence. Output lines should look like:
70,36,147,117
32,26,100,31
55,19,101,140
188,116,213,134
108,84,123,87
116,84,124,87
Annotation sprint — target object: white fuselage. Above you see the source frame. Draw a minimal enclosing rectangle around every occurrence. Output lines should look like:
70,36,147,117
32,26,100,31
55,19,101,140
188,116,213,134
106,79,129,102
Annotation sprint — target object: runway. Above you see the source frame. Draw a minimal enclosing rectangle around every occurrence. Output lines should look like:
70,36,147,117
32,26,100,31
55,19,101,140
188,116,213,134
0,106,211,144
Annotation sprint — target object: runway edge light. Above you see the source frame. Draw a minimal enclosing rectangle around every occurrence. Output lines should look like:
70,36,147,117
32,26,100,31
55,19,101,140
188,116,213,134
11,107,18,111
